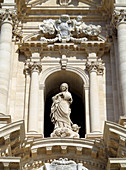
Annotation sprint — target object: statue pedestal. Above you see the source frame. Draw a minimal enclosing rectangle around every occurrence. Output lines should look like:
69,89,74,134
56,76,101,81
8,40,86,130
0,113,11,128
26,132,43,139
43,159,88,170
85,132,103,139
50,127,79,138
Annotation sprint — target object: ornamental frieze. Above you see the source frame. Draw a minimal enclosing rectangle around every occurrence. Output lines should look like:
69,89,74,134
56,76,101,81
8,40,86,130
39,14,102,43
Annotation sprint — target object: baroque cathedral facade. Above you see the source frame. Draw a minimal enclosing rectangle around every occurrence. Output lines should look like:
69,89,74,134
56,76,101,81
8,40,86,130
0,0,126,169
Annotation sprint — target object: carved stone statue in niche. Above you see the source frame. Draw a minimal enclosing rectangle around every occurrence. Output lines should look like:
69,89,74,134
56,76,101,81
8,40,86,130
50,83,80,138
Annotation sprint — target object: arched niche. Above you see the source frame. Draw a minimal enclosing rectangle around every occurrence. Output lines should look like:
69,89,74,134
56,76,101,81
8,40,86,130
42,68,89,138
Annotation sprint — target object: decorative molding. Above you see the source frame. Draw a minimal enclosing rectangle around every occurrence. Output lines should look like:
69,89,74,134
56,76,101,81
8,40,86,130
40,65,89,87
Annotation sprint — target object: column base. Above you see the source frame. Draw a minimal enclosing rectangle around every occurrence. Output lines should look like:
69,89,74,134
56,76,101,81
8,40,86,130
85,132,103,139
26,132,43,139
119,116,126,127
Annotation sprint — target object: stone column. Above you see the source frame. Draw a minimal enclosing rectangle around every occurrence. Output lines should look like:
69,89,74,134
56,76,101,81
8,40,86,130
40,84,45,136
28,62,42,133
23,63,30,132
114,10,126,116
86,62,101,133
0,9,16,114
84,85,90,134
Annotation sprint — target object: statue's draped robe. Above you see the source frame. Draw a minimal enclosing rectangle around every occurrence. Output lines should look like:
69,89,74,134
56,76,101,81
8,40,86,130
51,91,72,129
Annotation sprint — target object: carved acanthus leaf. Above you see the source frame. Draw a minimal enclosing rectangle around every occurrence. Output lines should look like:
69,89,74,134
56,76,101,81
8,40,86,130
112,9,126,27
0,9,18,24
28,62,42,73
86,61,104,75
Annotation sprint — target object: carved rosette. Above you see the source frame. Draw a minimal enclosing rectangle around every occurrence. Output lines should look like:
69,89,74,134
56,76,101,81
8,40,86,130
112,10,126,27
28,62,42,73
86,62,104,75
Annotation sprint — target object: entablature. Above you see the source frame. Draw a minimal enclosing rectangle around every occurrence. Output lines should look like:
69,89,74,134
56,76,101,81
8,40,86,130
18,14,111,58
14,0,111,22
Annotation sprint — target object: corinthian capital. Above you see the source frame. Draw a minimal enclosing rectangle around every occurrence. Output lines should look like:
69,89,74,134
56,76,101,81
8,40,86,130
0,9,18,24
28,62,42,73
112,10,126,27
86,61,104,75
86,62,98,73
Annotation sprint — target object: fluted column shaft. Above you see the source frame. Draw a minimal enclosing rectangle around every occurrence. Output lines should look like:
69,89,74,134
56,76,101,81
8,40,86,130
117,22,126,115
0,10,14,113
28,63,42,133
113,10,126,116
86,62,102,133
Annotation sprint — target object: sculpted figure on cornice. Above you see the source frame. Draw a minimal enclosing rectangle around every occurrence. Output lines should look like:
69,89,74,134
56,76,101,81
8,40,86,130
39,14,102,43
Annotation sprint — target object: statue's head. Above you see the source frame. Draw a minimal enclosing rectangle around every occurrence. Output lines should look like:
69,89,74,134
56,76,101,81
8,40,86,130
60,83,68,92
60,14,70,22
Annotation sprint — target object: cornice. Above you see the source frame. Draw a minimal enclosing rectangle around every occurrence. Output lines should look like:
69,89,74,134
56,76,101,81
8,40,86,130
14,0,110,22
